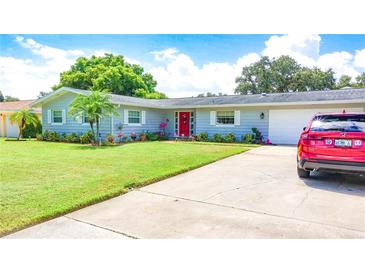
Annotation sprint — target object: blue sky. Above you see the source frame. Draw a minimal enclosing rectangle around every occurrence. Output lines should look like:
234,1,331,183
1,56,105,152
2,34,365,99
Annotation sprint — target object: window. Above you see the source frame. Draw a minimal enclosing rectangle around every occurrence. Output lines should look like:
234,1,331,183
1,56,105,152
83,113,89,124
128,110,141,124
310,114,365,132
190,112,194,135
52,110,63,124
175,112,178,135
216,111,234,125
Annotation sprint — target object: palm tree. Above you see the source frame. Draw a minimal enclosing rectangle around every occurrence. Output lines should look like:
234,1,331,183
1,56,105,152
9,109,40,140
69,89,119,144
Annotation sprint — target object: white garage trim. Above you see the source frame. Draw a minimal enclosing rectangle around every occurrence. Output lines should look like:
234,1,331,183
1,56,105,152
268,107,363,145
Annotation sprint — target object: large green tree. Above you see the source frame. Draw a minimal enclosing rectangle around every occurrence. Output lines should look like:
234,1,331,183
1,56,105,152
4,95,20,102
354,73,365,88
53,53,166,99
336,75,352,89
235,55,336,94
68,89,119,144
290,67,336,92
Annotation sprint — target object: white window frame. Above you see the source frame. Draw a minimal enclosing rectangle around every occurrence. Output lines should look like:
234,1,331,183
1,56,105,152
82,113,90,125
216,110,235,127
51,110,63,125
127,110,142,125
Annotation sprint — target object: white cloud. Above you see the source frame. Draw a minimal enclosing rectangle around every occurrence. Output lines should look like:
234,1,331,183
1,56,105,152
150,35,365,97
149,50,260,97
93,50,140,65
0,36,85,99
354,49,365,69
0,56,59,99
262,34,320,67
150,48,179,61
317,51,358,78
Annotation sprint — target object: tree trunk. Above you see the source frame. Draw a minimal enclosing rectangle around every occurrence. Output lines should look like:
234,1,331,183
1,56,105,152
18,121,25,140
89,121,96,143
96,118,101,146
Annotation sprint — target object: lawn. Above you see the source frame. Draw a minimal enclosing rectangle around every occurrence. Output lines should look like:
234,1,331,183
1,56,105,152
0,139,256,235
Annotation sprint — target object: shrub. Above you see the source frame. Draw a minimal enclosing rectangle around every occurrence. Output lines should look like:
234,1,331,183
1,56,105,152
70,133,80,143
130,132,137,141
36,133,43,141
106,134,115,144
60,133,67,142
252,127,264,144
196,131,208,142
43,130,50,141
146,131,159,141
224,133,236,143
242,133,255,144
64,133,79,143
140,132,146,141
80,131,94,144
48,131,61,142
212,133,223,142
23,122,42,138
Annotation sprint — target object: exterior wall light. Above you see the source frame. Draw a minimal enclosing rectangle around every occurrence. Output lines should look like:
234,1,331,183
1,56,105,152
260,112,265,119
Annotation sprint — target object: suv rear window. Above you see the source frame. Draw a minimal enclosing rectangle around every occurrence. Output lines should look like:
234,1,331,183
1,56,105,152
310,114,365,132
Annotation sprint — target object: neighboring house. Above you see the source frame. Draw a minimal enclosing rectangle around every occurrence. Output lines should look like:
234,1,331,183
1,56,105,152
31,87,365,144
0,100,41,138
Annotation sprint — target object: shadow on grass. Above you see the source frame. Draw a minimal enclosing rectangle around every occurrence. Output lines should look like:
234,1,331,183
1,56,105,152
72,144,123,150
163,140,260,148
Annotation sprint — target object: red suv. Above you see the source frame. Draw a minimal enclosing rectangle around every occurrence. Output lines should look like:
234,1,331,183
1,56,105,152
297,111,365,178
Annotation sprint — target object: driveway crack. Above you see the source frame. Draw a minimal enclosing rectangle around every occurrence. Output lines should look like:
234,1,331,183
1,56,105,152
291,189,313,217
202,181,272,201
64,216,139,239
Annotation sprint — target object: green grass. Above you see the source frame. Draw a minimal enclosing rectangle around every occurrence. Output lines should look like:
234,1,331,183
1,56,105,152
0,139,254,235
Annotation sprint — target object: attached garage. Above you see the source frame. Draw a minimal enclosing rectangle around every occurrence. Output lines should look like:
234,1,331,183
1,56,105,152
268,107,364,145
0,100,41,138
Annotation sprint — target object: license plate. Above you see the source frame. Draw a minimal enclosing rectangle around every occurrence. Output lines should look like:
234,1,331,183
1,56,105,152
334,139,352,147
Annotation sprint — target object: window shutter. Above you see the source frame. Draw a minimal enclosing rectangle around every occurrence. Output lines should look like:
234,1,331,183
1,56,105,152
234,110,240,126
47,110,51,124
62,109,66,124
141,110,146,124
124,109,128,124
210,111,216,125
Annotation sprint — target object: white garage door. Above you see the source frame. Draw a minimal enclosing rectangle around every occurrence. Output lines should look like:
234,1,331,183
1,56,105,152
6,115,19,138
269,108,363,145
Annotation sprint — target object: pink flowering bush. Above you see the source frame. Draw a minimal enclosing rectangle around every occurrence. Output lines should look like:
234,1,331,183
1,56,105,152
159,118,169,137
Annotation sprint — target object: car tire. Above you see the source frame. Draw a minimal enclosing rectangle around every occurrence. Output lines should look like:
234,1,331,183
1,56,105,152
297,167,310,178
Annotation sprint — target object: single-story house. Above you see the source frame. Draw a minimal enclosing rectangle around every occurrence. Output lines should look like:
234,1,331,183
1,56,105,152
0,100,41,138
31,87,365,144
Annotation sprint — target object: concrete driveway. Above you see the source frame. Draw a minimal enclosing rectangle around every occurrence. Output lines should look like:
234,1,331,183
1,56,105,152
5,146,365,238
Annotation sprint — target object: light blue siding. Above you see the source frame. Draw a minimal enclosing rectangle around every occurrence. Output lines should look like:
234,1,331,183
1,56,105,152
195,108,269,141
42,92,112,139
113,107,185,139
41,92,269,141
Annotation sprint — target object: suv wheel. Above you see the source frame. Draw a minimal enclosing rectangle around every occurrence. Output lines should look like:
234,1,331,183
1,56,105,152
297,167,310,178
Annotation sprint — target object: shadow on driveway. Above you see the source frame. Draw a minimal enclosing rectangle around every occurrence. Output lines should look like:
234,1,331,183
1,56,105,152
301,171,365,197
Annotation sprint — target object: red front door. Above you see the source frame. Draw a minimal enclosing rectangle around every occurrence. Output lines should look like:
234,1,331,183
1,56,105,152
179,112,190,137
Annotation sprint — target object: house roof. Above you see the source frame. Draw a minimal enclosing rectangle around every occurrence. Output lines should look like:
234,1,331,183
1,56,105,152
0,100,41,113
31,87,365,109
